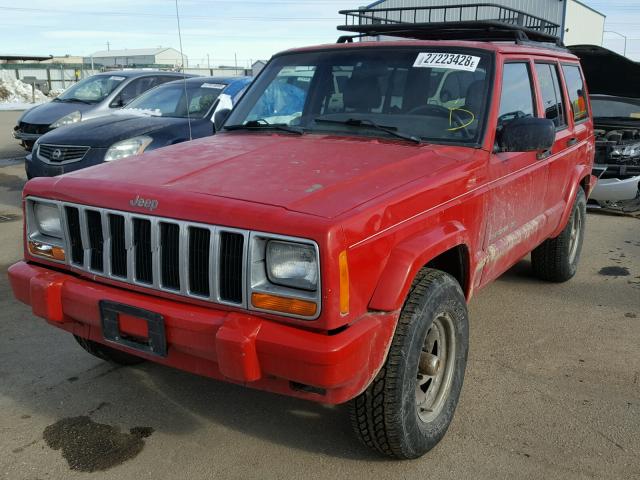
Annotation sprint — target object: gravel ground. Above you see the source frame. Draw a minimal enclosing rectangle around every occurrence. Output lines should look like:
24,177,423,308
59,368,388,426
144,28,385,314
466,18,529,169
0,110,638,479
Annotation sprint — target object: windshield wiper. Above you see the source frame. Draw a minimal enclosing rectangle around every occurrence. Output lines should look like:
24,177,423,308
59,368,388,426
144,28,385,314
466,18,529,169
314,117,422,144
224,119,303,135
56,97,95,105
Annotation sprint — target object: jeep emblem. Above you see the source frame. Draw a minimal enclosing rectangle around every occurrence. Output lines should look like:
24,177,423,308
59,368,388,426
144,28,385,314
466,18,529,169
51,149,62,160
130,195,158,211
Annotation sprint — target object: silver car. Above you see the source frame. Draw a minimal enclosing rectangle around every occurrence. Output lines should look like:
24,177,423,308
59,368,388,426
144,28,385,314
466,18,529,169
13,70,191,150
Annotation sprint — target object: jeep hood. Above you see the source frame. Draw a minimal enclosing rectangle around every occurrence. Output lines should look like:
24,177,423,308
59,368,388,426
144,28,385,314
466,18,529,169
45,133,475,219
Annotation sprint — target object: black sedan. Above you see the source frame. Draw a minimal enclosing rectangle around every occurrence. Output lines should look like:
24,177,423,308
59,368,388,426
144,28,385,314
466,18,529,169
26,76,251,178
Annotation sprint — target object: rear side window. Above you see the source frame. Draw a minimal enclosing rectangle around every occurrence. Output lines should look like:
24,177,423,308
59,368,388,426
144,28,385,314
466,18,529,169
535,63,567,128
498,63,536,125
562,65,589,123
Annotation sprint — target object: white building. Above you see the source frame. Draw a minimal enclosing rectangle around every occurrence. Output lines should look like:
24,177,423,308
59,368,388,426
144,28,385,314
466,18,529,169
361,0,605,46
85,48,187,68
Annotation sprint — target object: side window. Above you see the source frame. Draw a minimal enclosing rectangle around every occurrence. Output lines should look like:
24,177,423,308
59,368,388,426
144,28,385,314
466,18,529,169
112,77,158,107
498,63,536,125
562,64,589,123
535,63,567,129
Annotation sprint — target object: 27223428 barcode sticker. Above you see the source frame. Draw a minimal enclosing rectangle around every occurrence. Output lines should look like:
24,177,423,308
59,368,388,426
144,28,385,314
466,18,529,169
413,52,481,72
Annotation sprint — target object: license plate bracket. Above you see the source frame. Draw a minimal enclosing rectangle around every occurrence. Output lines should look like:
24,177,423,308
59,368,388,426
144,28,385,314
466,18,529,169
99,300,167,357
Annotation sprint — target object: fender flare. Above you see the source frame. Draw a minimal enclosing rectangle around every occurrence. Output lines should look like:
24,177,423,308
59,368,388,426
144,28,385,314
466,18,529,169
368,221,469,312
550,164,592,238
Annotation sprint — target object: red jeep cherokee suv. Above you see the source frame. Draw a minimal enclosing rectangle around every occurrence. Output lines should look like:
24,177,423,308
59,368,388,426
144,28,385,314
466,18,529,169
8,6,595,459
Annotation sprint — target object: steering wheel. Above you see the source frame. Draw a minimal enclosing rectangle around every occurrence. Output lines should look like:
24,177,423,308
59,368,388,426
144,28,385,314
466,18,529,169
407,104,472,138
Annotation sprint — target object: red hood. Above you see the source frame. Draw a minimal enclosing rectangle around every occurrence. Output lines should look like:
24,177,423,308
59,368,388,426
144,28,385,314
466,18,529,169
39,133,475,219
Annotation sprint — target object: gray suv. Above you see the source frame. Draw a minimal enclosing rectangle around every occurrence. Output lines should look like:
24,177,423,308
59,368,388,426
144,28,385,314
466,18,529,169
13,70,191,150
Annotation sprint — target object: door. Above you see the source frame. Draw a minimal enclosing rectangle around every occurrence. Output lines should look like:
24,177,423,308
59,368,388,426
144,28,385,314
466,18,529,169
481,60,549,285
535,61,580,230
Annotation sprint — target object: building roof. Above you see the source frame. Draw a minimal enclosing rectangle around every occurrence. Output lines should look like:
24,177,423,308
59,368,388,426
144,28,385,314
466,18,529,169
0,54,53,61
89,48,179,58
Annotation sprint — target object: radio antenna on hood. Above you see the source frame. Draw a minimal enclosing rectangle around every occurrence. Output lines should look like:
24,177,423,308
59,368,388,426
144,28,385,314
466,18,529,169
175,0,192,141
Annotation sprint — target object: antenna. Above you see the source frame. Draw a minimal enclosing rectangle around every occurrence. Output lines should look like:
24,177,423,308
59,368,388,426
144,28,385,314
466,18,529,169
175,0,192,141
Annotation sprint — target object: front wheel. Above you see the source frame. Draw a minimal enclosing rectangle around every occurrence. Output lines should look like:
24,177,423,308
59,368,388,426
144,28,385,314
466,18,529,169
349,269,469,459
531,187,586,282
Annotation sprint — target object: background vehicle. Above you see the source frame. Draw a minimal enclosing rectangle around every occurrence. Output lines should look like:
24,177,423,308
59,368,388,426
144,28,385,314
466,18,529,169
9,5,595,460
26,76,251,178
13,70,191,151
569,45,640,208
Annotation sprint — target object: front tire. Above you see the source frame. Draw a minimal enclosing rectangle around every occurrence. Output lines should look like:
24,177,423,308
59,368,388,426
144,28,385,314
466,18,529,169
531,187,586,282
74,335,146,366
349,269,469,459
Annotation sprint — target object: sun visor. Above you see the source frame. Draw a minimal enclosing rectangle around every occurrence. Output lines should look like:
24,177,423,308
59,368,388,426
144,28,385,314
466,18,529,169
569,45,640,99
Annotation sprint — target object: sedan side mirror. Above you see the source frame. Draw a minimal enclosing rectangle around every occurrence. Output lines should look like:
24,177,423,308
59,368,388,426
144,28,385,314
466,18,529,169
497,117,555,153
214,108,231,132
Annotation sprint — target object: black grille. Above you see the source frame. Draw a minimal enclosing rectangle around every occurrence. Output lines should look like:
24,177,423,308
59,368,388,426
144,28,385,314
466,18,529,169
219,232,244,303
160,223,180,290
86,210,103,271
109,214,127,278
60,204,247,305
188,227,211,296
134,219,152,284
38,144,90,163
64,206,83,264
19,122,50,135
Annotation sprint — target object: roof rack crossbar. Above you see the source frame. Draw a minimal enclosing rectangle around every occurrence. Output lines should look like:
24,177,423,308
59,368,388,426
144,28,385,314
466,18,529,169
338,3,562,44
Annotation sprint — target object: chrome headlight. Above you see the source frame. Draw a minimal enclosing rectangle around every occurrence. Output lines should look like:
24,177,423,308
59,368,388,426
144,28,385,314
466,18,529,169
266,240,318,291
104,136,152,162
50,110,81,129
33,202,63,238
26,199,66,262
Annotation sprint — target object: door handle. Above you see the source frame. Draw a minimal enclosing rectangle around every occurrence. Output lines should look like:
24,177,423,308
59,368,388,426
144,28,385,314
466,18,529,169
537,149,552,160
567,137,578,147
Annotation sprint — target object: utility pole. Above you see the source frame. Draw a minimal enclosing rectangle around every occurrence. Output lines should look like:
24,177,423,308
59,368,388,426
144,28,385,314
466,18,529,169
604,30,628,57
207,53,210,68
106,41,110,51
234,53,238,74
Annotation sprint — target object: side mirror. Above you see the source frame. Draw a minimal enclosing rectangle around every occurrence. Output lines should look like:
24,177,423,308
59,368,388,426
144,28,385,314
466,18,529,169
497,117,555,153
214,108,231,132
110,96,125,108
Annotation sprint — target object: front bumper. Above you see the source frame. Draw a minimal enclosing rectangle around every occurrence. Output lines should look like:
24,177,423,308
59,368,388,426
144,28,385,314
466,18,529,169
8,261,396,404
13,131,43,141
591,164,640,202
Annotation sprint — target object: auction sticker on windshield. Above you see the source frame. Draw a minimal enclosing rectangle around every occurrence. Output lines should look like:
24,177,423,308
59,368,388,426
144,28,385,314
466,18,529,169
413,52,480,72
201,83,226,89
109,76,126,81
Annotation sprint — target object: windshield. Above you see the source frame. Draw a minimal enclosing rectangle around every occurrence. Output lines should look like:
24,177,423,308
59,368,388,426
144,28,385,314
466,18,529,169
591,97,640,120
57,74,126,103
125,81,226,118
225,48,492,144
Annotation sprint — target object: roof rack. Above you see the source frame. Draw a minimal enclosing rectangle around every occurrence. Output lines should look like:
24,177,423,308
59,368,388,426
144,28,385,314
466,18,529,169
337,3,563,45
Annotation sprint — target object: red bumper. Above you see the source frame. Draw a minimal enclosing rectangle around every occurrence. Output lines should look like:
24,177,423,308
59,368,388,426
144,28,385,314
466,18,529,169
8,261,396,404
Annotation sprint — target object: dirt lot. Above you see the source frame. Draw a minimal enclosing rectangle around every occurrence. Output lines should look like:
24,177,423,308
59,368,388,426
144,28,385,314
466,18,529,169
0,110,638,480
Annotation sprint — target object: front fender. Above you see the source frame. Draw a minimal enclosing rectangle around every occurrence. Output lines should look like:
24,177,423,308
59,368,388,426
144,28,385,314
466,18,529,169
368,221,469,312
550,165,593,238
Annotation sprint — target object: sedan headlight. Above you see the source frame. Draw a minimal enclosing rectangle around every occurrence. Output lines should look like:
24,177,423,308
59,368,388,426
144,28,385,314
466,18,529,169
104,136,152,162
50,110,81,129
266,240,318,291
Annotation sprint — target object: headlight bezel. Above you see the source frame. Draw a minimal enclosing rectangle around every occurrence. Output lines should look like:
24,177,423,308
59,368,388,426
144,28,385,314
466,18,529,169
104,136,153,162
50,110,81,129
25,198,67,263
248,232,321,320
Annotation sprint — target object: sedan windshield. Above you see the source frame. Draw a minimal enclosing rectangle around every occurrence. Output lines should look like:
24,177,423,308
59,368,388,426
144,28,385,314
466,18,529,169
125,82,226,118
591,97,640,120
225,47,492,145
57,74,126,103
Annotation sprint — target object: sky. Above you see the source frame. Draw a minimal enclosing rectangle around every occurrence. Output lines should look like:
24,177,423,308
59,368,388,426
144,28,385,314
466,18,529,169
1,0,640,66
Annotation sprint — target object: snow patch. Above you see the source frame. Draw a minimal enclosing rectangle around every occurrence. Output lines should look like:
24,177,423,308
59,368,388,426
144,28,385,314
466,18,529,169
0,70,48,106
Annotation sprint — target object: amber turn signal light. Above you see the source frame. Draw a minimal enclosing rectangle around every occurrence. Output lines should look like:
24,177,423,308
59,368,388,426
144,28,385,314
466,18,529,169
28,241,66,261
339,250,349,315
251,293,317,317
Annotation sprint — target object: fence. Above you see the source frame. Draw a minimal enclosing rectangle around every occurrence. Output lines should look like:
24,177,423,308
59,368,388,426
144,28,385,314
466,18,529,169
0,63,252,96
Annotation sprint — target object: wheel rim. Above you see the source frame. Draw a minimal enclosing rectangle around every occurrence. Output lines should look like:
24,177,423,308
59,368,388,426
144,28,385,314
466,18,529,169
416,312,456,423
568,207,582,264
